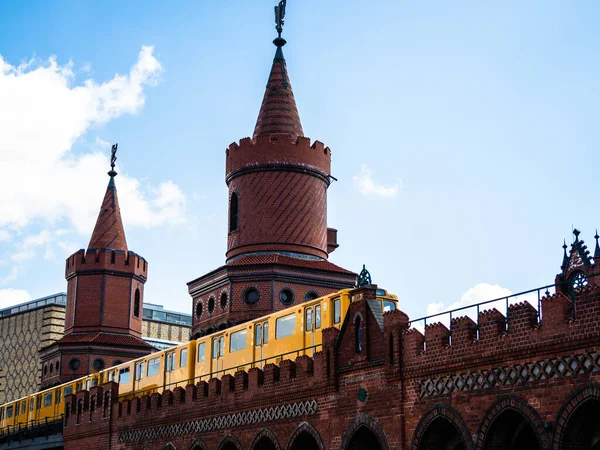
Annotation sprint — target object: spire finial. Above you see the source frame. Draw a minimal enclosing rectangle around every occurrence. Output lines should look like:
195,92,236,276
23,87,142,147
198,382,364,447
561,239,569,270
274,0,287,39
573,228,581,242
594,229,600,259
108,143,118,188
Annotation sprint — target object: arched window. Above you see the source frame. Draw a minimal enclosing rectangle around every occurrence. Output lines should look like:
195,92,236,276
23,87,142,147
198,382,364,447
134,289,140,318
229,193,238,232
355,317,362,353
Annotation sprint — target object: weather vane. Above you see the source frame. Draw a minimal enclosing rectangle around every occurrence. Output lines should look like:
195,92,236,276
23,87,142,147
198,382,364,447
108,143,118,181
275,0,287,37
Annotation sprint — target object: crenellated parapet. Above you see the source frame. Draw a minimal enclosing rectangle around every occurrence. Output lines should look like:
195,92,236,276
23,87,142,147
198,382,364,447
225,135,331,182
65,248,148,281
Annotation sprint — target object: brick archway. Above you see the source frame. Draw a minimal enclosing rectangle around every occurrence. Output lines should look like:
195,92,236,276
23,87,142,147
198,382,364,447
475,395,549,450
553,383,600,450
217,434,243,450
249,428,281,450
410,403,473,450
287,421,325,450
339,413,390,450
188,437,208,450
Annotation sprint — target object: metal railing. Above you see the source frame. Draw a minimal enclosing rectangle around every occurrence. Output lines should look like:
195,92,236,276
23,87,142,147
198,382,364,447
0,414,63,443
120,344,323,401
409,271,599,347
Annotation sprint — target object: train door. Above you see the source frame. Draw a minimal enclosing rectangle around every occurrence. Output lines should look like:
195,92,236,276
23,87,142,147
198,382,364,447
165,351,176,387
254,321,269,368
211,335,225,377
304,306,316,356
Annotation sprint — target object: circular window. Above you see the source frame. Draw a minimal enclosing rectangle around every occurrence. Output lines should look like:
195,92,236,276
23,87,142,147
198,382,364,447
220,292,228,310
208,297,215,314
279,288,294,305
570,271,588,292
305,292,319,301
113,360,123,366
244,288,260,305
93,358,105,371
69,358,81,371
196,301,203,318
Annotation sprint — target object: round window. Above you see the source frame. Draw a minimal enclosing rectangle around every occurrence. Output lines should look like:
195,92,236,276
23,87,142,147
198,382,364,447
244,288,260,305
69,358,81,371
196,301,203,318
279,288,294,305
220,292,228,310
208,297,215,314
305,292,319,301
93,358,105,371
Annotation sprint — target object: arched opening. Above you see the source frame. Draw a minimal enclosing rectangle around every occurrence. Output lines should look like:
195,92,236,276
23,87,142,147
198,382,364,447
418,417,466,450
290,431,320,450
561,399,600,449
483,409,540,450
220,444,239,450
229,193,238,232
252,436,277,450
134,288,140,318
355,317,362,353
347,425,382,450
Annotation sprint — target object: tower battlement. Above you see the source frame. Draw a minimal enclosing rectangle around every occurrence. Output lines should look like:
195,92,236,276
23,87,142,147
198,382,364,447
65,248,148,280
225,135,331,182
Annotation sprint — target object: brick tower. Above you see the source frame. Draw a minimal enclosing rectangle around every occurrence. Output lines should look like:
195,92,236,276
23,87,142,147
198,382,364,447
188,16,357,338
39,146,153,389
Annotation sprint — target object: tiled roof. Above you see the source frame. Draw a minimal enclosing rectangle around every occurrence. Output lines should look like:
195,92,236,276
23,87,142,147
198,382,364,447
57,333,154,349
253,39,304,139
228,254,356,275
88,179,128,252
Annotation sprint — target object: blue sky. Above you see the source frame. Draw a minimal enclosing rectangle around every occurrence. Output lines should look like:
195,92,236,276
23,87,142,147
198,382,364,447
0,0,598,321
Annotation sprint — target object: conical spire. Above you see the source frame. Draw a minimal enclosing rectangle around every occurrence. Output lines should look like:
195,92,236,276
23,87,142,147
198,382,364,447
252,35,304,139
561,240,569,269
88,144,128,252
594,230,600,259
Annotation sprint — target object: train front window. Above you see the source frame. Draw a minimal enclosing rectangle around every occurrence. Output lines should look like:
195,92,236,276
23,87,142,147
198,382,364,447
147,357,160,377
197,342,206,362
333,299,341,324
383,301,396,312
44,393,53,407
230,329,247,352
276,313,296,339
119,367,130,383
376,289,387,296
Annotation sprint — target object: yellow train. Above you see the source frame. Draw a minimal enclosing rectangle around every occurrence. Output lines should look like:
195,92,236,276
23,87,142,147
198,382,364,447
0,288,397,432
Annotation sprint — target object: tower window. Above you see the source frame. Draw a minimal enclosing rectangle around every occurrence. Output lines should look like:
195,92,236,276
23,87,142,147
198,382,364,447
220,292,228,310
196,301,203,318
208,297,215,314
244,287,260,305
134,289,140,318
355,317,362,353
279,288,294,305
229,193,239,232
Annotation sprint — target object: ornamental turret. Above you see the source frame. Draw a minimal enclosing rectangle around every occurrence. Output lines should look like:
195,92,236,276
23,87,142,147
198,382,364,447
39,145,153,388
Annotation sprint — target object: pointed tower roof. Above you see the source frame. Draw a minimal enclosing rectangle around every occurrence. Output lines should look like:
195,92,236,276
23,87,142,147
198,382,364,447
88,144,128,252
252,36,304,139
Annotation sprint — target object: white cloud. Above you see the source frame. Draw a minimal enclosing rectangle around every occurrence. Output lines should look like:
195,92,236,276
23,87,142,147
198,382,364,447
0,46,187,286
353,165,401,198
0,46,182,233
0,289,31,309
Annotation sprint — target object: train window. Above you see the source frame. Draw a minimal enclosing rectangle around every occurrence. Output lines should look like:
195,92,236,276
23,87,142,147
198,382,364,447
230,329,247,352
36,396,41,410
315,305,321,329
6,406,12,418
119,367,130,383
197,342,206,362
76,382,82,392
212,339,218,358
383,301,396,312
333,299,341,324
44,393,53,407
255,324,262,346
263,322,269,344
55,389,62,404
306,308,313,331
86,380,91,390
305,292,319,301
180,349,188,368
219,336,225,357
147,357,160,377
64,386,73,397
135,362,144,381
276,313,296,339
376,289,387,296
29,398,34,412
20,401,26,415
109,371,116,382
0,407,4,421
166,352,176,372
92,378,98,387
